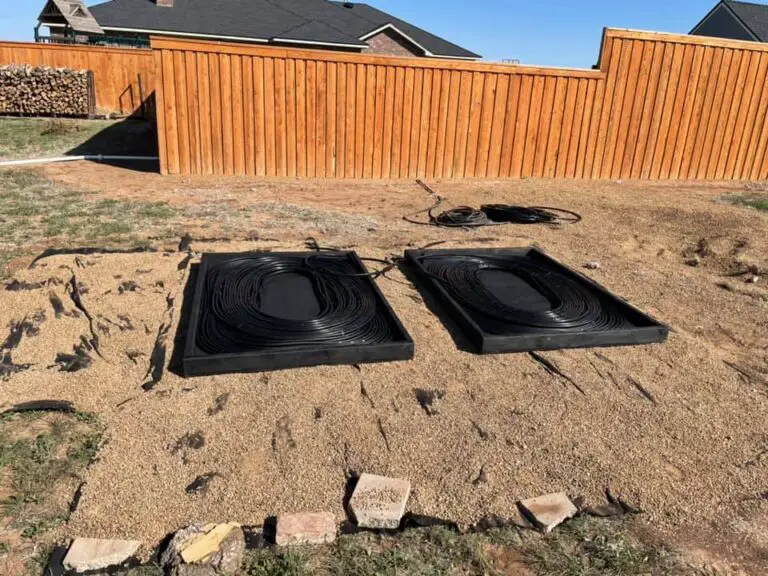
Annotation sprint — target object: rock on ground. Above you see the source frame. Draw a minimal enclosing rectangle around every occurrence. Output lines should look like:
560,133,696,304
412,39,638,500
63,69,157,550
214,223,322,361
519,492,578,533
276,511,337,545
349,473,411,530
63,538,141,572
161,523,244,574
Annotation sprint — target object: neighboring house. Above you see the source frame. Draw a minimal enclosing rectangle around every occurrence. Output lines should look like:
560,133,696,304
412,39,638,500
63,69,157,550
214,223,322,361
36,0,480,59
690,0,768,42
36,0,104,42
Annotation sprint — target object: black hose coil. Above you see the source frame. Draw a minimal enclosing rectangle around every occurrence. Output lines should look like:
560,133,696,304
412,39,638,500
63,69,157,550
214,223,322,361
480,205,583,224
197,254,394,354
419,254,625,332
430,206,492,228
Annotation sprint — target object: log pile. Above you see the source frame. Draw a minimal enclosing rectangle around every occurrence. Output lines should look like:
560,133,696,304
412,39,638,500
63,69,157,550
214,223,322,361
0,65,93,116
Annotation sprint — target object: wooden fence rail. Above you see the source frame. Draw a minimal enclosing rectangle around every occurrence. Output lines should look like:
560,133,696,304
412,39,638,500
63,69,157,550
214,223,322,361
0,41,155,115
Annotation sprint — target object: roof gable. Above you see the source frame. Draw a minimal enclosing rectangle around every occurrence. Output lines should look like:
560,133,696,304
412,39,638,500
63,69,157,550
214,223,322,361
39,0,104,34
86,0,479,58
723,0,768,41
330,2,480,58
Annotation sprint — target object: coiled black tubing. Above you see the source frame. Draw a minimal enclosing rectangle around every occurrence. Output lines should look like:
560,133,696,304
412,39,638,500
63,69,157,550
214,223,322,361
419,254,625,332
480,204,582,225
430,206,492,227
197,254,393,354
403,197,582,228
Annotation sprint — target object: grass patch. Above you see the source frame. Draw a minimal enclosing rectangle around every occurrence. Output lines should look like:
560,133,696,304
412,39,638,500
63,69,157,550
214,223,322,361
0,118,117,161
0,411,103,575
240,517,692,576
0,169,183,276
0,411,102,531
247,548,314,576
522,516,688,575
723,194,768,212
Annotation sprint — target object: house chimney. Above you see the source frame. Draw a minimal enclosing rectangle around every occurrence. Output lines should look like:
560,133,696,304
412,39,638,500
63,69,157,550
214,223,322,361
155,0,174,6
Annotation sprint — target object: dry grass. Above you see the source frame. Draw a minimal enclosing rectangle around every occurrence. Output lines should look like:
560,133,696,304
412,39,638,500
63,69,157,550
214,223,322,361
0,118,116,161
0,170,181,277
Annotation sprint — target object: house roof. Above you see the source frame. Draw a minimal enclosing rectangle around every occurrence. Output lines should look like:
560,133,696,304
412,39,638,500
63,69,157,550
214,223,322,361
722,0,768,40
86,0,480,58
329,2,480,59
39,0,104,34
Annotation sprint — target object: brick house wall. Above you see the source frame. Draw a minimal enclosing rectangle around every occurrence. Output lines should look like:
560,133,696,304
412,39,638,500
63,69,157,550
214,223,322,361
364,29,422,57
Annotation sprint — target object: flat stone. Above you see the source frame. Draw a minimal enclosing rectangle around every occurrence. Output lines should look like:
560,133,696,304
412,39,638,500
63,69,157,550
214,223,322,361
161,524,212,569
276,512,337,546
349,473,411,530
180,523,240,564
63,538,141,573
519,493,578,533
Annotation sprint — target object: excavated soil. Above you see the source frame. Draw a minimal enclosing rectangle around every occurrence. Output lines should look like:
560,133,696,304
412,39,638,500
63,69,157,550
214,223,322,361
2,163,768,571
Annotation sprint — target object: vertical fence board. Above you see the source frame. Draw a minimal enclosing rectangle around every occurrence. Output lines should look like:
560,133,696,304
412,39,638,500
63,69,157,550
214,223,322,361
416,69,433,177
408,68,424,178
487,74,510,178
437,71,455,178
231,55,246,176
296,60,308,178
317,61,328,178
285,59,297,177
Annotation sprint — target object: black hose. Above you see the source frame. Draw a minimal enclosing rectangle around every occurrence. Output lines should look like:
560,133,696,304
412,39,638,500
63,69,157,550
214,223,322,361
419,254,625,332
197,254,394,354
480,204,582,224
480,205,553,224
404,198,581,228
430,206,493,227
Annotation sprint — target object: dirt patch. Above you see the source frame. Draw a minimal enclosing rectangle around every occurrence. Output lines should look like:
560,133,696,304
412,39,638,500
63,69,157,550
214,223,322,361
0,165,766,572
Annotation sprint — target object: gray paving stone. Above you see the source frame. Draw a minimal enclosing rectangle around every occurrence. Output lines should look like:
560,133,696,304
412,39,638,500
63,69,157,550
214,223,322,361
349,473,411,530
63,538,141,572
519,492,578,533
276,512,337,545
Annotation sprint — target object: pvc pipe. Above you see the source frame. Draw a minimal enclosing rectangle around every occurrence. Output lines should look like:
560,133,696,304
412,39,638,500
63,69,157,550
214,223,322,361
0,155,158,167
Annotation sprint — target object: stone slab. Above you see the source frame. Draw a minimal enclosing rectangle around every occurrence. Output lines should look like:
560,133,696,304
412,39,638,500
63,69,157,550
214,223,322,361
180,523,239,564
519,492,578,533
63,538,141,573
276,512,337,546
349,473,411,530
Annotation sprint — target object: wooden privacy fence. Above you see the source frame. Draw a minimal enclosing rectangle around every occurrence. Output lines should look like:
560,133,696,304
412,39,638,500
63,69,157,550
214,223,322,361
0,41,155,115
154,29,768,180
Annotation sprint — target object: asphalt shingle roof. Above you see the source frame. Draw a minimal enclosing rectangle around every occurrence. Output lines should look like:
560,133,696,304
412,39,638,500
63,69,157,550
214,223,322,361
87,0,480,58
329,2,480,58
724,0,768,41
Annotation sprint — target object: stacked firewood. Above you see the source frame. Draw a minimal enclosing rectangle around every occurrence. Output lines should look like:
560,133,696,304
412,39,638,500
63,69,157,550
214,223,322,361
0,65,93,116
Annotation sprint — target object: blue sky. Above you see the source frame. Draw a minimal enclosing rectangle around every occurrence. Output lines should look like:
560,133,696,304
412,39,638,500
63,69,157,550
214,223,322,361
0,0,719,67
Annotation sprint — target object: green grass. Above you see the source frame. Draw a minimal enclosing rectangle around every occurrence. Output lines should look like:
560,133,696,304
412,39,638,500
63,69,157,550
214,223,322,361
239,517,693,576
0,412,104,575
0,169,182,277
247,548,314,576
0,118,118,161
723,194,768,212
0,412,102,533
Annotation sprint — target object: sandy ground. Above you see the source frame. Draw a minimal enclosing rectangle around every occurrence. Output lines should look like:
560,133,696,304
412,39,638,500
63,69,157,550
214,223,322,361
2,162,768,571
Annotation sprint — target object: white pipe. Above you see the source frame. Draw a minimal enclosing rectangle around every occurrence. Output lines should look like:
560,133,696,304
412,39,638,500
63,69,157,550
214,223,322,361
0,155,158,167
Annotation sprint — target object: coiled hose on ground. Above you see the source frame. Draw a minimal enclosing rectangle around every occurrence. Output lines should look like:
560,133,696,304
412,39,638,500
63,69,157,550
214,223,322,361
197,253,394,354
419,254,625,332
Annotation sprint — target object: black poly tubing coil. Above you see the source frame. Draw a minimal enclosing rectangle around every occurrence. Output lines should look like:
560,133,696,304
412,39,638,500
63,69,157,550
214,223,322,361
419,254,625,332
196,253,396,354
